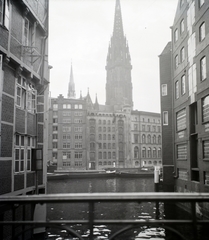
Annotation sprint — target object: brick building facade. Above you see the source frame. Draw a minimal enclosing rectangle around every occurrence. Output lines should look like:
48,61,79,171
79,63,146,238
160,0,209,196
0,0,49,239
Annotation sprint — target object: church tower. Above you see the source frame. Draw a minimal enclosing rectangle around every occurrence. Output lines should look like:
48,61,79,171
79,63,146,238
68,63,76,99
105,0,133,109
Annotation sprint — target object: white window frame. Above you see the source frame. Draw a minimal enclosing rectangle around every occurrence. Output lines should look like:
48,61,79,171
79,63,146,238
0,0,10,29
161,84,167,96
175,80,179,99
200,56,206,81
163,111,168,125
199,22,205,41
181,75,186,95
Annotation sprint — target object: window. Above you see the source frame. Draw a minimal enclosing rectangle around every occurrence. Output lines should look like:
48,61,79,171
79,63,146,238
112,152,116,159
90,142,95,150
174,29,178,42
176,109,186,131
134,124,138,130
103,134,106,140
153,148,157,158
153,135,156,144
147,125,150,131
16,77,26,109
63,111,71,116
108,152,111,159
181,75,186,95
134,146,139,159
74,112,83,116
53,134,58,139
15,135,34,173
142,125,145,131
0,0,10,29
158,148,161,158
63,134,70,140
53,104,58,110
199,22,205,41
175,55,179,69
74,118,82,123
75,134,82,140
75,151,82,159
180,47,185,62
108,143,111,149
99,152,102,159
134,134,138,143
148,148,151,158
158,135,161,144
63,162,71,167
63,118,71,123
53,142,57,148
108,134,111,140
199,0,205,8
23,17,33,46
203,140,209,159
163,111,168,125
63,126,71,132
74,127,82,132
63,152,71,159
90,126,95,133
142,147,146,158
147,135,151,143
90,134,95,141
75,142,82,149
177,144,187,160
175,81,179,99
103,152,107,159
63,143,70,149
202,95,209,123
161,84,167,96
63,104,71,109
90,152,95,160
180,19,184,34
200,56,206,81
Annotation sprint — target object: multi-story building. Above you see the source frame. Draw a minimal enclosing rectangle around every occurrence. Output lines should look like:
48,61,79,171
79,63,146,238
131,111,162,169
48,0,162,172
159,0,209,194
0,0,49,238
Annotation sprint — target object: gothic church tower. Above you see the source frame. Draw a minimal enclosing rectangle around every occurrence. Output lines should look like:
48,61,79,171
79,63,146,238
106,0,133,109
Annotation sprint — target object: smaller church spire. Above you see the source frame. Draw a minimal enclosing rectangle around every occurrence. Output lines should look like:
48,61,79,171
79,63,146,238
68,62,76,99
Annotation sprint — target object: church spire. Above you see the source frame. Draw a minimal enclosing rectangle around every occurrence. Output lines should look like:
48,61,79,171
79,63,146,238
113,0,124,39
105,0,133,109
68,62,76,99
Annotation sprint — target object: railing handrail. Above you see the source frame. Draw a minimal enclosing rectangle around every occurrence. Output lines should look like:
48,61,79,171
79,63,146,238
1,192,209,203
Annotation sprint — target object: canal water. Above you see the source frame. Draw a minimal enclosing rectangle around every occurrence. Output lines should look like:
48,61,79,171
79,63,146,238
46,177,206,240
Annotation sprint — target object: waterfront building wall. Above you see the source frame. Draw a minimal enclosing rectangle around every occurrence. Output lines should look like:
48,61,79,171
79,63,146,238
0,0,49,238
160,0,209,193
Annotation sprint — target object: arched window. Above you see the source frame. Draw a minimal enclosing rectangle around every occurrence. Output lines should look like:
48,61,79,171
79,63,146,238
99,134,102,140
154,161,157,165
142,134,146,143
158,135,161,144
134,146,139,159
99,152,102,159
148,147,151,158
142,147,146,158
135,161,139,166
99,161,102,165
90,126,95,133
158,148,162,158
103,120,106,125
103,143,106,149
104,161,107,165
148,135,151,143
153,135,156,144
153,147,157,158
90,134,95,141
90,142,95,150
108,161,111,165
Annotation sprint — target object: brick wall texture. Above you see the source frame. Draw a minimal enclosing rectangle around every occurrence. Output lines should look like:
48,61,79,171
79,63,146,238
1,124,13,157
1,94,14,123
0,161,12,194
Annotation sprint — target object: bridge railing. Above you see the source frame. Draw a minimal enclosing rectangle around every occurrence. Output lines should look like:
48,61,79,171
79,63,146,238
0,192,209,240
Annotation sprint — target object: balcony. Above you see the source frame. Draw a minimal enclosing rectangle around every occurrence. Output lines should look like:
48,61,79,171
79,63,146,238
0,193,209,240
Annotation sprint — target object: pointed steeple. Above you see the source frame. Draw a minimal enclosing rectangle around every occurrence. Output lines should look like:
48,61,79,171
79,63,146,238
113,0,124,39
68,62,76,99
105,0,133,109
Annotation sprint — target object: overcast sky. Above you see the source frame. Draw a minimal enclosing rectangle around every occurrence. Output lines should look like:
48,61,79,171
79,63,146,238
49,0,178,113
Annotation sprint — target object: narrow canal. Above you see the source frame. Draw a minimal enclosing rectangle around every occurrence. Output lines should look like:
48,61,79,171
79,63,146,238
46,177,206,240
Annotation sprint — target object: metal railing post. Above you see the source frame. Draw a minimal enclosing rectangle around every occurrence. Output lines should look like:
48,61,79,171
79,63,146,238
89,201,94,240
